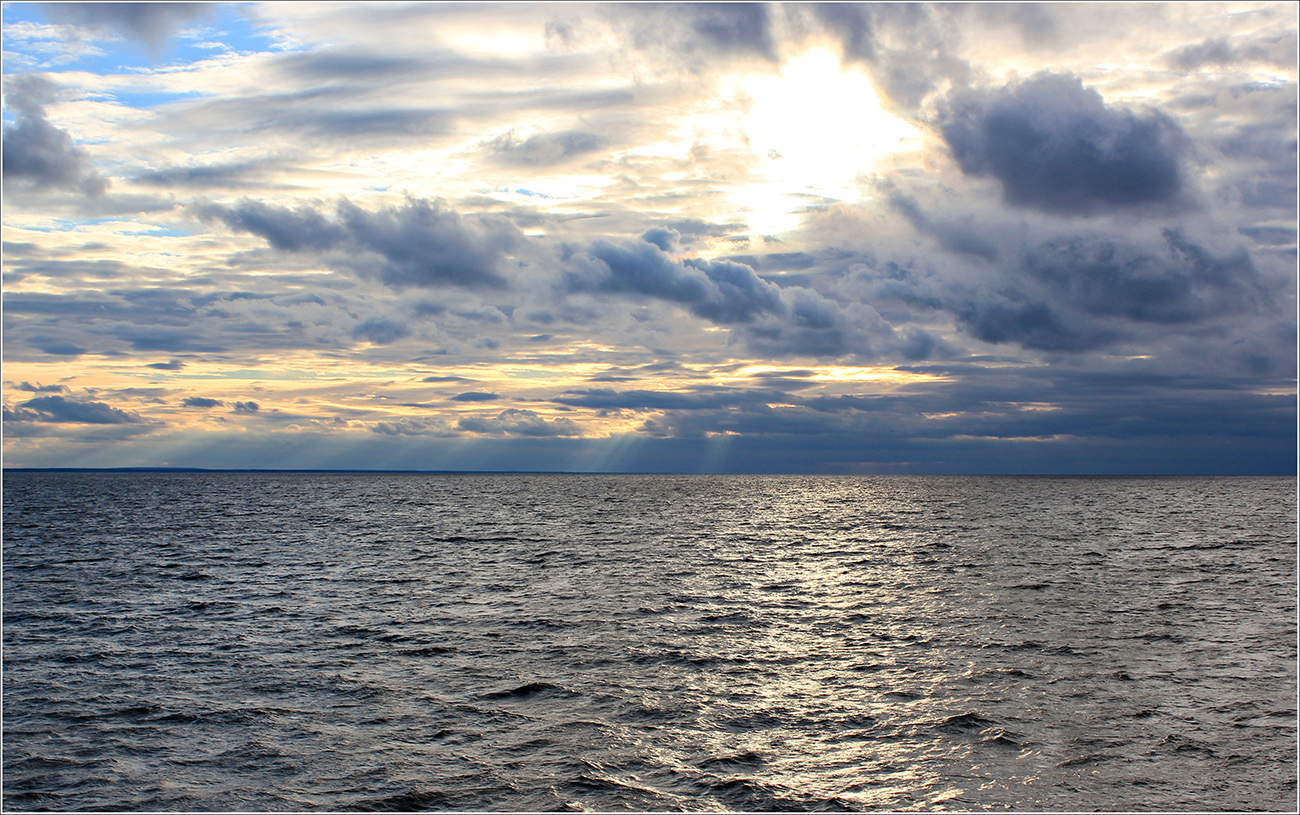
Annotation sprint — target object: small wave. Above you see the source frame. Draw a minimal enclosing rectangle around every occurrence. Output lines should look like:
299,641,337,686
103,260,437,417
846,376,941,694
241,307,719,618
1057,752,1115,767
935,711,999,733
698,775,859,812
482,681,571,699
881,690,922,701
989,640,1044,652
1156,734,1217,757
980,729,1024,748
3,790,60,807
569,773,679,806
699,751,765,768
348,788,451,811
396,645,456,657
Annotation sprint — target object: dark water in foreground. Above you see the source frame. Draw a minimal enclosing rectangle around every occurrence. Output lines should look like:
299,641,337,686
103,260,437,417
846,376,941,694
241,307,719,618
3,473,1296,812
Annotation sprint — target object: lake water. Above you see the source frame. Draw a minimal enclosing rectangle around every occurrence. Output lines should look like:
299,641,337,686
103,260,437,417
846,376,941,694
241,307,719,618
3,472,1296,811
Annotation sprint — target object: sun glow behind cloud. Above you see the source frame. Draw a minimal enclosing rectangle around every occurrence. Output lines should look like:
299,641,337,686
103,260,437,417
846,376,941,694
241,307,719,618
727,49,921,235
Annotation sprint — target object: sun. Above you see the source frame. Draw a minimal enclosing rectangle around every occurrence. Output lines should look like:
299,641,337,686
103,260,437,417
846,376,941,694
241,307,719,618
727,49,921,235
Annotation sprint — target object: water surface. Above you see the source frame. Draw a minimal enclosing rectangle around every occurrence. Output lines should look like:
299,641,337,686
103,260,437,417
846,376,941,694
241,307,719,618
4,473,1296,810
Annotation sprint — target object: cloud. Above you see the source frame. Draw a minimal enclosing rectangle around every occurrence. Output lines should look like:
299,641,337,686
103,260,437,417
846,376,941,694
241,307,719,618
147,359,186,371
196,196,519,289
371,417,452,436
553,385,787,411
272,49,431,82
932,229,1272,353
126,332,227,354
449,392,500,402
1,74,109,197
1022,229,1268,324
352,317,411,345
11,381,67,393
948,298,1106,353
39,2,217,49
809,3,970,113
887,191,1000,261
457,408,581,437
232,401,260,414
132,159,282,191
563,233,784,324
486,129,605,166
560,233,930,361
28,336,88,357
684,2,776,60
610,3,778,67
181,396,224,409
5,395,143,424
940,72,1190,215
171,85,457,144
1166,33,1299,71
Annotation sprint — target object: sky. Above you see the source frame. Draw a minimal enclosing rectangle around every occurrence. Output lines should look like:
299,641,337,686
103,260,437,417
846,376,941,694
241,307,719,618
1,2,1296,474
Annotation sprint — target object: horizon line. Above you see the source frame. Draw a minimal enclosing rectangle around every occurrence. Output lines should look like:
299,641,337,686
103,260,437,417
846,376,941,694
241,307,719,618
2,467,1292,477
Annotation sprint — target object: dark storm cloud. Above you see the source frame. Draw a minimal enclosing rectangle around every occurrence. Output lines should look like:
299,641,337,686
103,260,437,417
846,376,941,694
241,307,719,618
940,73,1190,216
486,130,605,166
5,395,143,424
457,408,580,437
948,298,1107,353
2,75,109,197
40,2,217,49
196,197,519,289
923,229,1273,354
181,396,224,409
1022,230,1268,324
